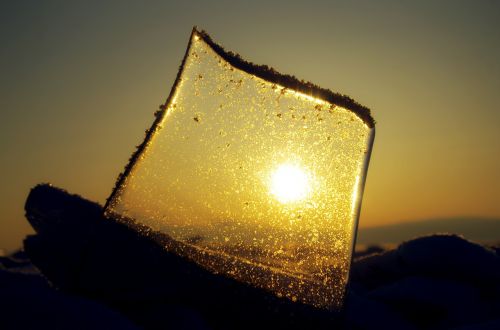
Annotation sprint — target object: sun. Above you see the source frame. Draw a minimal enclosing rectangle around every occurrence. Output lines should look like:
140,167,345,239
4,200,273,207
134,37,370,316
270,163,311,203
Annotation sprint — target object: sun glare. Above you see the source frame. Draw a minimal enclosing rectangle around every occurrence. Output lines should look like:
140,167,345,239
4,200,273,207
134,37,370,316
270,164,311,203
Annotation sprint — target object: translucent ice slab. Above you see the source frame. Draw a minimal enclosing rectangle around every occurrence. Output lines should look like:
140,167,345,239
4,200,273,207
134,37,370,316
105,28,375,310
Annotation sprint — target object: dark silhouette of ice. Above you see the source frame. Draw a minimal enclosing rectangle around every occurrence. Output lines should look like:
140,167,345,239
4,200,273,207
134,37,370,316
348,235,500,329
1,184,498,329
0,251,139,329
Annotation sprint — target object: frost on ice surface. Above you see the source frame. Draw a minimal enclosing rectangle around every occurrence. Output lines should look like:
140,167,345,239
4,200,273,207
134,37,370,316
105,28,375,310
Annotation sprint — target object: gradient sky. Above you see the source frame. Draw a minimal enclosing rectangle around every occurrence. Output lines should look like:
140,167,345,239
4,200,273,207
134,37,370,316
1,0,499,252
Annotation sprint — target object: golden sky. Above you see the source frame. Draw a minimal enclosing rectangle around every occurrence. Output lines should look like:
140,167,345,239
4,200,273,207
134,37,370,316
1,0,499,252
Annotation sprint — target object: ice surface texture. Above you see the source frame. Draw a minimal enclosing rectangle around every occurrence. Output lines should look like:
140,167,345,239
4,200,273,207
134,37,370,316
105,28,375,310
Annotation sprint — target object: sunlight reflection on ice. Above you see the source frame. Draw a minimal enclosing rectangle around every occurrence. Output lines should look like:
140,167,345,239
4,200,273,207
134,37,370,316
106,29,374,310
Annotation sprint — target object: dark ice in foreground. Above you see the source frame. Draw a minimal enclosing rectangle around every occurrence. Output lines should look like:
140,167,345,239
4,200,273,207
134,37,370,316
16,184,500,329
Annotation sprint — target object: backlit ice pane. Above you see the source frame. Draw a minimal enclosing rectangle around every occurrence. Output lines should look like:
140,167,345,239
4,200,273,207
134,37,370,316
105,28,375,310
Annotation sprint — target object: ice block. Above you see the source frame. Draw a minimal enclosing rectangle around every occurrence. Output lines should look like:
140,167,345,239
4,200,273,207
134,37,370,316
105,27,375,310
